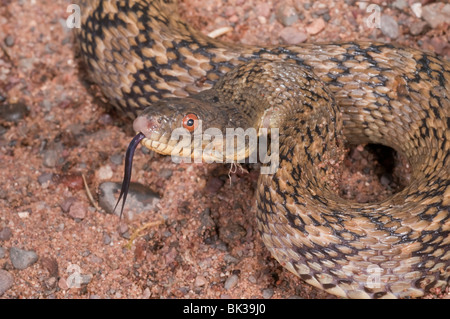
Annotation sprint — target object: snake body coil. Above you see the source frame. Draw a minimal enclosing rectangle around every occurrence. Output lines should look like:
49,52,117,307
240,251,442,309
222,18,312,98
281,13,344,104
77,0,450,298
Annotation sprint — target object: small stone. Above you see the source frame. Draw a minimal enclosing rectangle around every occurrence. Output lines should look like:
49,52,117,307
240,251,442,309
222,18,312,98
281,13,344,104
17,211,30,219
103,232,112,245
411,3,422,18
110,153,123,166
60,197,77,213
158,168,173,179
276,4,299,26
58,173,84,190
0,247,5,259
380,15,399,39
422,3,450,28
224,274,239,290
409,21,428,35
98,182,160,218
97,165,113,180
9,247,38,270
118,223,130,239
142,287,151,298
0,270,14,296
194,275,207,287
67,201,87,220
58,277,69,290
4,35,15,47
219,223,246,244
200,208,216,229
262,288,274,299
0,102,29,122
42,149,58,168
305,18,326,35
89,254,103,264
392,0,407,10
380,174,391,186
38,172,53,185
0,227,12,241
279,27,307,44
255,3,271,18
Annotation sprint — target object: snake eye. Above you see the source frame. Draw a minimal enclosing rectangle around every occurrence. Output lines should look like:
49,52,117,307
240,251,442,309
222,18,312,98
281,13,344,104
182,113,199,132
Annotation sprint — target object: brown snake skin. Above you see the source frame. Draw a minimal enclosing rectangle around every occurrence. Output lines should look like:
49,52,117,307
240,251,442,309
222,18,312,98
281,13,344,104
76,0,450,298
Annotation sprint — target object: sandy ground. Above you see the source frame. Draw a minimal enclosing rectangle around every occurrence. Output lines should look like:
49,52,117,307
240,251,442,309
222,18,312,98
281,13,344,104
0,0,449,299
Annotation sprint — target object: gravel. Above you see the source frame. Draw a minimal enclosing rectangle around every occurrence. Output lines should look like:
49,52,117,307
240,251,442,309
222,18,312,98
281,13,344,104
0,227,12,241
262,288,274,299
224,274,239,290
9,247,38,270
276,3,299,26
0,102,29,122
380,15,399,39
0,270,14,296
279,27,307,44
422,3,450,28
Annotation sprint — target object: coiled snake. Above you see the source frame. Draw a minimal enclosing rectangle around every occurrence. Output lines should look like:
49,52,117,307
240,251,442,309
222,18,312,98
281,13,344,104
76,0,450,298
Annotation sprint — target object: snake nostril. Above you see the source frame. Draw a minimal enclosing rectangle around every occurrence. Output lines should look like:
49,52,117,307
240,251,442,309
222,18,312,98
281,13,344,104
133,116,159,135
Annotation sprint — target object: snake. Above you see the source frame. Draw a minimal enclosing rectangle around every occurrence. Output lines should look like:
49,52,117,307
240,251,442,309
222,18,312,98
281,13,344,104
76,0,450,298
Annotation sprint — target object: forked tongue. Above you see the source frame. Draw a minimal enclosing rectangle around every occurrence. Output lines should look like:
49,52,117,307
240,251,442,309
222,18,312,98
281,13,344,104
113,132,146,218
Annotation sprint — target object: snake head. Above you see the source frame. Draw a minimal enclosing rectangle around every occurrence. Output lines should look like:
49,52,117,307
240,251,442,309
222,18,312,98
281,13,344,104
133,92,259,162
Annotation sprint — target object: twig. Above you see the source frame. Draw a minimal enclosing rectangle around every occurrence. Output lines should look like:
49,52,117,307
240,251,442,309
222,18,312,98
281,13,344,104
82,173,101,211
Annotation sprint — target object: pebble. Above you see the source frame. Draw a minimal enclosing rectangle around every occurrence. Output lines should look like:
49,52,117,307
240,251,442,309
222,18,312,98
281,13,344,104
219,223,246,244
67,201,87,220
158,168,173,179
380,15,399,39
224,274,239,290
194,275,207,287
103,232,112,245
9,247,38,270
0,270,14,296
262,288,274,299
60,197,77,213
279,27,307,44
0,247,5,259
89,254,103,264
409,21,428,35
0,102,29,122
4,35,15,47
98,182,160,217
380,174,391,186
255,3,271,18
276,4,299,26
411,3,422,18
0,227,12,241
38,172,53,185
422,3,450,28
392,0,407,10
110,153,123,166
42,149,58,168
97,165,114,180
305,18,326,35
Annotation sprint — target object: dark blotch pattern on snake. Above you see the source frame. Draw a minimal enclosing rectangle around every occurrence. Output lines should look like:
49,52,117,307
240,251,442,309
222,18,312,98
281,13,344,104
75,0,450,298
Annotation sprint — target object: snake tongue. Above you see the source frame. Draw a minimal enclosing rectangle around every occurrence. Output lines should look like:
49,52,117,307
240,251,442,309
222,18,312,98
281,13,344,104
113,132,146,218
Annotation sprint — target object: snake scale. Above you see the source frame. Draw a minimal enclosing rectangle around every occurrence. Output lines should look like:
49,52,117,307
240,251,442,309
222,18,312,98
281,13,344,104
76,0,450,298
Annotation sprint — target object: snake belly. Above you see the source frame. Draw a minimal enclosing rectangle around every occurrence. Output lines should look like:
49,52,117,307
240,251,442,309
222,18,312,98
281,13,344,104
76,0,450,298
